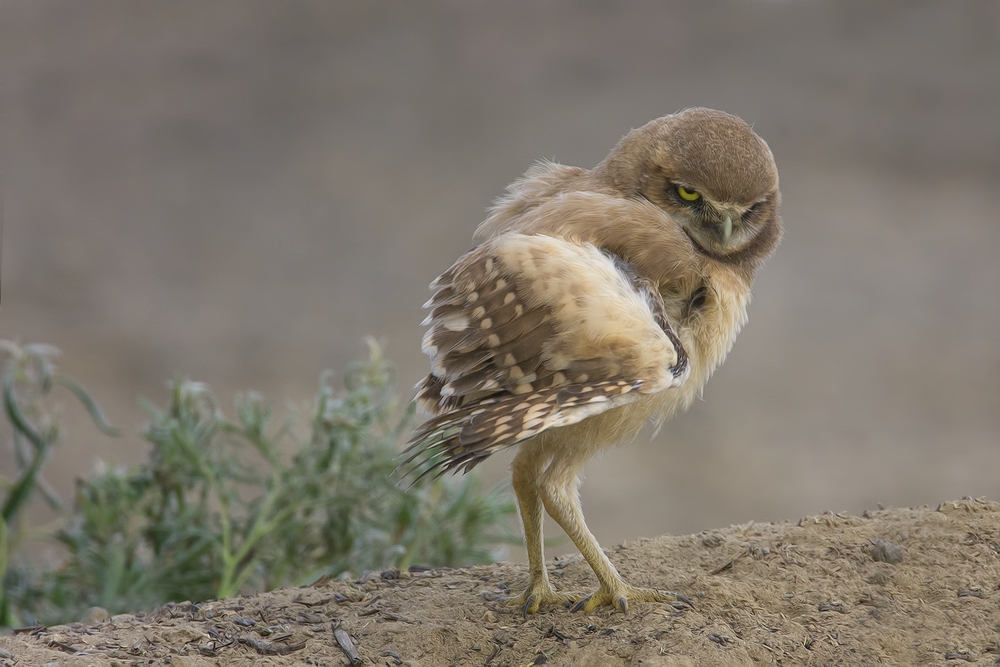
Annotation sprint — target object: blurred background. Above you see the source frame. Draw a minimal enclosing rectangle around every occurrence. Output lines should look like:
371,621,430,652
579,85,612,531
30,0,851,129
2,1,998,555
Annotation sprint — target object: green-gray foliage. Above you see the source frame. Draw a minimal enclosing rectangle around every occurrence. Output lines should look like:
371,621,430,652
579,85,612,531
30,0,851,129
1,340,517,627
0,341,121,627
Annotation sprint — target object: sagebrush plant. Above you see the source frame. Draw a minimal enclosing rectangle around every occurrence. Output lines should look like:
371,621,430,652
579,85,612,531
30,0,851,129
2,339,517,627
0,341,121,627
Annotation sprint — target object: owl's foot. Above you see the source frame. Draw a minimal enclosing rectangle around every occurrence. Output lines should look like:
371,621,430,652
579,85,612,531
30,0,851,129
571,583,693,615
502,583,585,616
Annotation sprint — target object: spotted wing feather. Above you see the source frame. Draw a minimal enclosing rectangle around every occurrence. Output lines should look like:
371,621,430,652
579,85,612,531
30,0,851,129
404,232,688,478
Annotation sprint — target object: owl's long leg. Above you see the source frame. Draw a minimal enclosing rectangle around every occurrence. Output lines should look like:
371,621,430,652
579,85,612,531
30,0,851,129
503,446,584,615
537,461,691,615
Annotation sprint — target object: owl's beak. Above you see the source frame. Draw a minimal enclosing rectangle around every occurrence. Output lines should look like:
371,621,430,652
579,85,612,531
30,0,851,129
705,213,734,246
722,215,734,242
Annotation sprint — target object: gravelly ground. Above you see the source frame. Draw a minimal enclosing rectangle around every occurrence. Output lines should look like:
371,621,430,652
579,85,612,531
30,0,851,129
3,498,999,666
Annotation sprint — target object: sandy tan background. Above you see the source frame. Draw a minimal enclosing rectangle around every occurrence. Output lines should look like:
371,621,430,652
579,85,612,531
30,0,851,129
2,1,998,556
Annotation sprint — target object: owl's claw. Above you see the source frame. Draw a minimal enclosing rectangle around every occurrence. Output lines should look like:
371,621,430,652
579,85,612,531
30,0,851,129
571,585,693,615
502,584,585,616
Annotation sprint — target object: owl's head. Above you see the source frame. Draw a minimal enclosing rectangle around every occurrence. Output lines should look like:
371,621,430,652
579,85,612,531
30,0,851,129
600,108,782,268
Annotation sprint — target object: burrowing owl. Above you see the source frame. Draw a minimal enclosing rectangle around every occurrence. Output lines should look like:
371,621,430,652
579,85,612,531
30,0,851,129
402,108,781,614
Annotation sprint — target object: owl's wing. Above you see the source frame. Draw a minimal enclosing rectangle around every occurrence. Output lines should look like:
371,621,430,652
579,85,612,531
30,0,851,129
400,232,688,480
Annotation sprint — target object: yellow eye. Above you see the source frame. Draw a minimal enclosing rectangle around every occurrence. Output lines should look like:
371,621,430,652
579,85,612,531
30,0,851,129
677,185,701,202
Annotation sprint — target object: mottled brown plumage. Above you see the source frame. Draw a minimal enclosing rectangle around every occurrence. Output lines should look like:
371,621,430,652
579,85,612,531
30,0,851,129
403,108,781,614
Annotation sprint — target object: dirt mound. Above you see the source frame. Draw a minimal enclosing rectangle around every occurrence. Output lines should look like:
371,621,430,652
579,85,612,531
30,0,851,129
3,498,998,666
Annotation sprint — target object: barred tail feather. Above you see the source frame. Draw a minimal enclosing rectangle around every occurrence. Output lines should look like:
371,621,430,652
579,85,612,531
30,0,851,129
396,378,645,484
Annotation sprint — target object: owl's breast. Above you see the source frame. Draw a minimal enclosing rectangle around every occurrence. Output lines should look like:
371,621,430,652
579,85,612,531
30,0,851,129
657,267,751,416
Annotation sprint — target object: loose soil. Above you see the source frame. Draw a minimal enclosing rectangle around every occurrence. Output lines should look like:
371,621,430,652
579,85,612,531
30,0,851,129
3,498,998,666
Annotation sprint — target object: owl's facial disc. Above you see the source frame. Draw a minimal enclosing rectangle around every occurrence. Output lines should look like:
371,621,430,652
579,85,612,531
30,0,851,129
675,196,758,256
601,108,781,265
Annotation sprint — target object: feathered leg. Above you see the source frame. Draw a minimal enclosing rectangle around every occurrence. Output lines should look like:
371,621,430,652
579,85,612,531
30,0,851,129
504,446,583,615
537,458,691,615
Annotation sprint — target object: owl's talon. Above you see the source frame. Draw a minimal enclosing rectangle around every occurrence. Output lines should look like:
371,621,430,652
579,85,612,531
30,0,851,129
503,586,583,615
571,585,689,615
